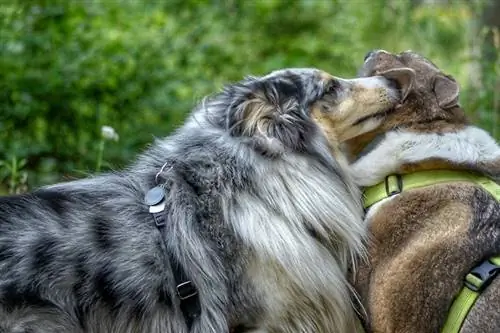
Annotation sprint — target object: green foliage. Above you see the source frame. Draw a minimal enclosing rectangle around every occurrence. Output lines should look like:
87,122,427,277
465,26,500,139
0,0,498,189
0,156,28,194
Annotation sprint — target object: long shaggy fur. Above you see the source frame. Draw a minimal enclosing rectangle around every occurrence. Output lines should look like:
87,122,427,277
0,69,366,333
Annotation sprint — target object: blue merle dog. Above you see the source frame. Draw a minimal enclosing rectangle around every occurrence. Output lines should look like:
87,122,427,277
0,68,402,333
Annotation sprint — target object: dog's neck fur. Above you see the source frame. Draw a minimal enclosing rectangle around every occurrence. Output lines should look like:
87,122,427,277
134,109,366,332
350,125,500,187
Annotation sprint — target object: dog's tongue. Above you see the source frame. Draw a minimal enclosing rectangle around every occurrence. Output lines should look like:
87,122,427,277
379,68,416,102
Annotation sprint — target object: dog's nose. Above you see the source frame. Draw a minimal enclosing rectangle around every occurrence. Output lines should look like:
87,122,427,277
364,50,376,62
364,49,391,62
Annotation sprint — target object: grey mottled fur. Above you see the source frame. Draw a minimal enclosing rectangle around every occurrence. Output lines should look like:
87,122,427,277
0,68,381,333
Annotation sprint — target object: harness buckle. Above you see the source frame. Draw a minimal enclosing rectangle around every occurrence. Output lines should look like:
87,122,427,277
385,174,403,196
176,281,199,300
464,258,500,292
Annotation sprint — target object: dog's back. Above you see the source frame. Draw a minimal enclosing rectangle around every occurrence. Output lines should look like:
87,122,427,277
0,175,187,332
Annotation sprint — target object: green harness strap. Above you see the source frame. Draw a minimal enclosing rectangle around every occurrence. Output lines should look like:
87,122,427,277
362,170,500,333
442,256,500,333
363,170,500,209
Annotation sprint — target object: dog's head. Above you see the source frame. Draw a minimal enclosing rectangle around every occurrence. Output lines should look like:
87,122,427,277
341,50,470,158
359,50,468,130
208,68,406,157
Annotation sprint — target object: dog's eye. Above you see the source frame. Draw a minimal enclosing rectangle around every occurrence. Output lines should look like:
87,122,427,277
325,80,340,96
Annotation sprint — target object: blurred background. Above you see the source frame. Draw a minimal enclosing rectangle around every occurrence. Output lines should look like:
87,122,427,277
1,0,499,193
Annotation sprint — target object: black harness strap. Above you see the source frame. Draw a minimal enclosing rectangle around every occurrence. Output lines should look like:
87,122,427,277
145,186,201,330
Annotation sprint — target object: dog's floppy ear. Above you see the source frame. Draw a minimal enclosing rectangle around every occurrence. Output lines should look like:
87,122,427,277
226,78,309,156
433,74,459,109
377,68,416,102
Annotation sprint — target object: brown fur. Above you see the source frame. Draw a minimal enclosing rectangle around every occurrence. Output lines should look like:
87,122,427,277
347,51,500,333
347,51,469,158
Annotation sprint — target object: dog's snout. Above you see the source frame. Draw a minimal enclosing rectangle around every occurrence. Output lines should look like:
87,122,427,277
364,49,391,62
364,50,376,62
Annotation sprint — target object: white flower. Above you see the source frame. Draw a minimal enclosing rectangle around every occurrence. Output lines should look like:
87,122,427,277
101,125,119,141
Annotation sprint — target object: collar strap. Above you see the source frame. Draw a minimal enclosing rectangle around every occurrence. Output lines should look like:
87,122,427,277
145,186,201,330
363,170,500,209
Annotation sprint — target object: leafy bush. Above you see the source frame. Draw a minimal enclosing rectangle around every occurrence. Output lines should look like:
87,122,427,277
0,0,497,191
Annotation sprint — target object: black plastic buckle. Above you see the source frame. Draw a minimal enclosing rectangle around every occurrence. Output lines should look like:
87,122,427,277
176,281,198,300
385,174,403,196
465,258,500,292
152,213,166,227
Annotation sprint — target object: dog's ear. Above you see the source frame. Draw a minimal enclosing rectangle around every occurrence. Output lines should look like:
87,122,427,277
433,74,459,109
226,78,310,156
378,68,416,102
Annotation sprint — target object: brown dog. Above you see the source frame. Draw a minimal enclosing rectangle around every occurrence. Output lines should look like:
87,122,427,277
346,50,500,333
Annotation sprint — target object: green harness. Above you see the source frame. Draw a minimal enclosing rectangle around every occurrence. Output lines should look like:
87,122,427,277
363,170,500,333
